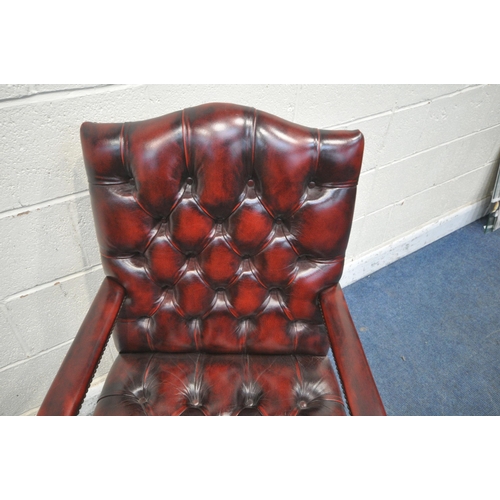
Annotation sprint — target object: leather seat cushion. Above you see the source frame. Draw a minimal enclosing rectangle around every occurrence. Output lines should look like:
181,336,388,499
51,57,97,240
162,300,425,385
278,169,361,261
94,352,347,416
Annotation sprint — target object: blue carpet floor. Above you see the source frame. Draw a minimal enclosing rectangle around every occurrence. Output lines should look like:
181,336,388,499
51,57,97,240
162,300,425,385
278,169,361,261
341,218,500,416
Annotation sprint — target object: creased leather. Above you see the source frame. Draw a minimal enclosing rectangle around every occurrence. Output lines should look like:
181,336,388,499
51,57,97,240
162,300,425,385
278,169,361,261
81,103,363,356
94,353,347,416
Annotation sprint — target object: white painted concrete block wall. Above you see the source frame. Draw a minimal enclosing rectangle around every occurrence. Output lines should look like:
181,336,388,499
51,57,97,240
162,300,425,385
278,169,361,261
1,84,499,415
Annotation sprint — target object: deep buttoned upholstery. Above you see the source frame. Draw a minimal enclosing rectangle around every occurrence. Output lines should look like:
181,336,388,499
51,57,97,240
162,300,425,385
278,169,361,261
38,103,385,416
84,103,360,356
94,353,347,416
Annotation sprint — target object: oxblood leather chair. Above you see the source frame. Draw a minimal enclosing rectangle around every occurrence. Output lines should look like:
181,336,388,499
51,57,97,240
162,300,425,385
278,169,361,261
38,103,385,416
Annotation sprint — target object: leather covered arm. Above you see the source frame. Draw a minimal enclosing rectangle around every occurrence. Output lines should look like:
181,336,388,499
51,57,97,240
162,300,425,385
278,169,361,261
321,285,386,416
38,277,125,416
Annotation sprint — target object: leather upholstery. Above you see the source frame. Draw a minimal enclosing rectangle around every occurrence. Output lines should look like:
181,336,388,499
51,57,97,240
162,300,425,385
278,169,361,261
38,277,125,416
38,102,386,416
81,103,363,357
94,353,347,416
321,285,386,415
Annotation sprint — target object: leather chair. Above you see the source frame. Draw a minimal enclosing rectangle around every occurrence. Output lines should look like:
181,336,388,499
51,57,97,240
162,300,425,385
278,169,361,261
38,103,386,416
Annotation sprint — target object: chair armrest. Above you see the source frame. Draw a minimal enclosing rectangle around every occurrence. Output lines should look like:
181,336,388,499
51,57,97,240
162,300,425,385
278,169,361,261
37,277,125,416
320,284,386,416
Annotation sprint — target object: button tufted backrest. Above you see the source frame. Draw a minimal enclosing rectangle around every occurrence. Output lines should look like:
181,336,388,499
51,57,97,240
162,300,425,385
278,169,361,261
81,103,363,356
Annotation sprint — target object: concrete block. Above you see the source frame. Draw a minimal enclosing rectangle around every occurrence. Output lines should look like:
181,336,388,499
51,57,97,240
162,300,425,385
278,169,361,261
68,194,101,267
376,101,431,166
0,344,68,415
0,306,26,368
418,85,500,153
0,84,106,101
366,125,500,215
335,85,499,170
294,84,471,128
0,85,151,212
433,126,500,187
0,85,33,100
145,84,298,122
385,163,496,243
387,189,445,243
353,170,377,220
350,205,394,258
370,150,439,214
391,85,472,108
5,267,104,356
0,200,91,299
350,172,488,259
0,339,115,415
441,161,498,213
345,217,365,261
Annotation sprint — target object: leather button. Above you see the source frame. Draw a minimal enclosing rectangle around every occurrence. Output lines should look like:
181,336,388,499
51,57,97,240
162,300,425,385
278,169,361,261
189,318,200,328
298,400,307,409
308,181,316,188
186,177,193,184
247,179,255,187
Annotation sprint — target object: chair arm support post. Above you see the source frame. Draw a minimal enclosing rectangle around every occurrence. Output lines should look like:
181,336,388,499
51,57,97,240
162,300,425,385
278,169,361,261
37,277,125,416
321,285,386,416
